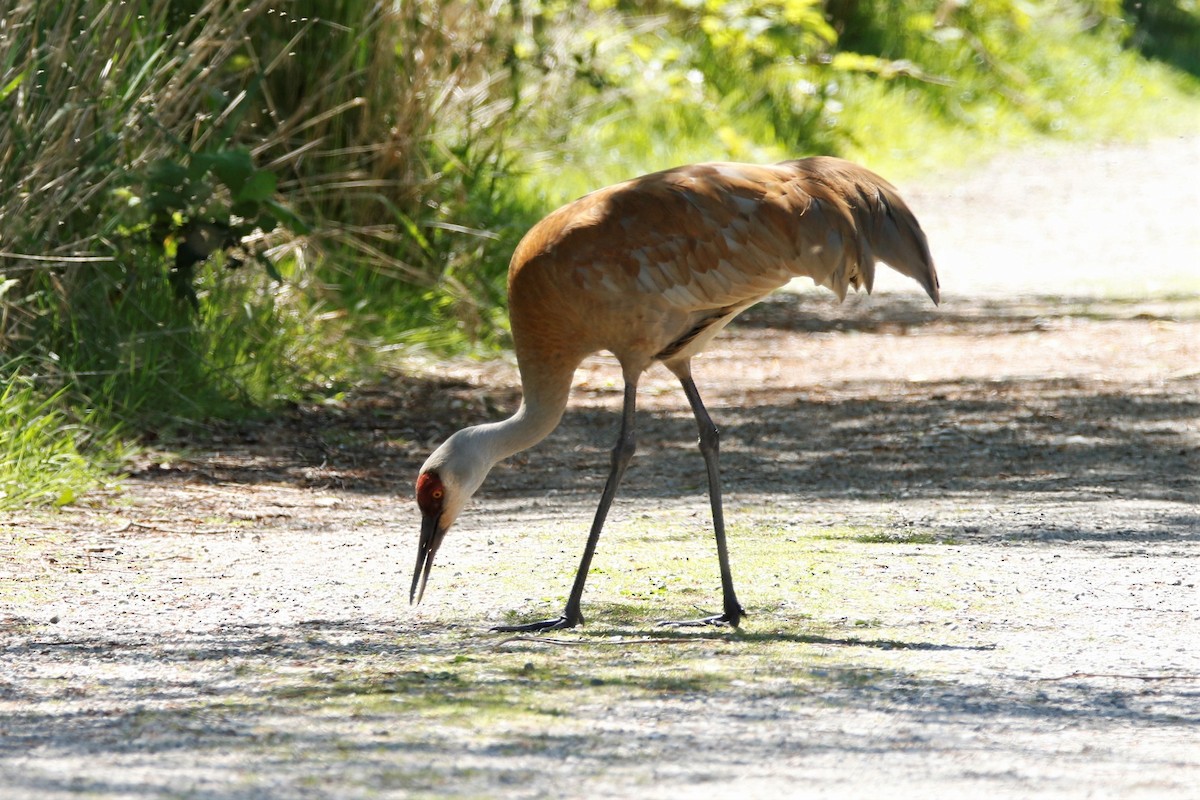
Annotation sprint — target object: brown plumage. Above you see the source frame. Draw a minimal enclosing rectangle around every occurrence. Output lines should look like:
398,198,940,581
413,156,939,631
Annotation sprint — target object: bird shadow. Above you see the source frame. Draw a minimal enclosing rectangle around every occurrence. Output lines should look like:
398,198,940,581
513,623,998,653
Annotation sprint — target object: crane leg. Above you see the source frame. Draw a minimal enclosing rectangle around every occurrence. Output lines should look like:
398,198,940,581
491,378,639,633
660,372,745,628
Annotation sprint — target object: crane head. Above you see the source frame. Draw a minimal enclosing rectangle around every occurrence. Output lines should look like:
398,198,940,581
411,469,449,605
410,425,506,605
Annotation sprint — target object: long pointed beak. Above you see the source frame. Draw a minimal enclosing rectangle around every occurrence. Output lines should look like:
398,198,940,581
410,512,444,605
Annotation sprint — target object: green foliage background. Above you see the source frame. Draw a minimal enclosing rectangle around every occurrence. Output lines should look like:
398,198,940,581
1,0,1197,507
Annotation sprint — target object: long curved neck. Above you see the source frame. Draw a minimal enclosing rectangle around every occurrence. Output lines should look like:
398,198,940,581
459,360,575,472
423,353,580,518
473,392,567,466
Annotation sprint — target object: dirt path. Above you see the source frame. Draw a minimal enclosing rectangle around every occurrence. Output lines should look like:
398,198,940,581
2,136,1198,799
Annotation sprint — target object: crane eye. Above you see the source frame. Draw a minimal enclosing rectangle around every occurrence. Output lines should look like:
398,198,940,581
416,471,446,513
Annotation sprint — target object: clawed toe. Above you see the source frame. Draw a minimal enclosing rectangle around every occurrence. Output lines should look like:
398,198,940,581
490,614,581,633
657,608,744,629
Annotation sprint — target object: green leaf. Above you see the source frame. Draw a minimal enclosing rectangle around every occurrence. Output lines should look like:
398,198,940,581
263,198,311,235
231,199,261,218
144,186,188,218
394,208,433,255
148,157,188,187
205,149,254,194
236,169,277,203
262,257,284,283
255,212,280,232
0,70,27,103
187,153,215,181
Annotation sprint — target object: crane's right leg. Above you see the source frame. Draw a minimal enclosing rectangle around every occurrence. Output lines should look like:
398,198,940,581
491,378,639,633
659,368,745,628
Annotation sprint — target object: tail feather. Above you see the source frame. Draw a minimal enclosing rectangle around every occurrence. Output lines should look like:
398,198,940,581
865,182,939,304
784,157,940,305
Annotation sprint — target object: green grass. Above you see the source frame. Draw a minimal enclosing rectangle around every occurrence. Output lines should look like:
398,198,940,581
0,372,125,510
461,512,983,635
823,527,961,545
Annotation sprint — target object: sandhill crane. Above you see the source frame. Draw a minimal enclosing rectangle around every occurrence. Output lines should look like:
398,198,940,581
412,156,939,631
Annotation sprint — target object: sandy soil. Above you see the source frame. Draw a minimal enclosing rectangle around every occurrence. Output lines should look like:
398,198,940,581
1,136,1198,799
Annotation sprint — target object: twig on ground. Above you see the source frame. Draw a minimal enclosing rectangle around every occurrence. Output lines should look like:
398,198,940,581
1034,672,1200,682
117,520,242,536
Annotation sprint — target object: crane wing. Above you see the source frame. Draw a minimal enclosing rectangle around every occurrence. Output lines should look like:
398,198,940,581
512,157,938,311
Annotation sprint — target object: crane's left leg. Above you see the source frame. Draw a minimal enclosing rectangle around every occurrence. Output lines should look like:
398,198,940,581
491,377,640,633
662,368,745,628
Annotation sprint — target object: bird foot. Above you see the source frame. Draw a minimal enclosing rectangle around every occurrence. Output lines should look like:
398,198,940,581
490,614,581,633
658,606,744,629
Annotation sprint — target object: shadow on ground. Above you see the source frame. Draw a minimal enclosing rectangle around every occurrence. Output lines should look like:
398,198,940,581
128,292,1199,516
3,613,1197,797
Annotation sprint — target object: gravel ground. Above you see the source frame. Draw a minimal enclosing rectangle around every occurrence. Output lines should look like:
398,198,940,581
2,136,1198,799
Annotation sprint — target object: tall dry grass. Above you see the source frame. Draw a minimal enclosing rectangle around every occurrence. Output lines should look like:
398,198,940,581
0,0,533,507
